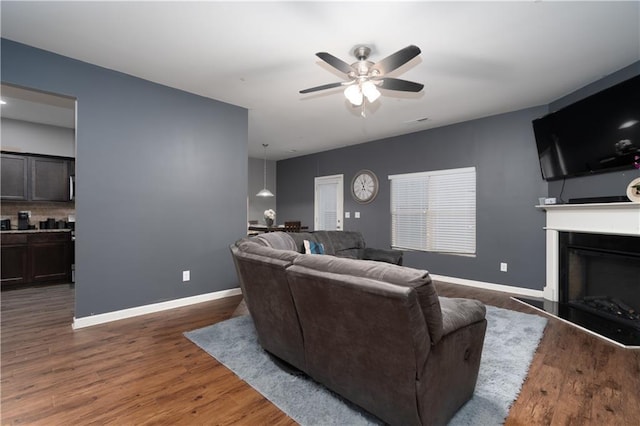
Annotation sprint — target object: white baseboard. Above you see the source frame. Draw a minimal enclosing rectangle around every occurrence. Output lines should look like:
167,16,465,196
72,276,541,329
72,287,242,329
430,274,544,298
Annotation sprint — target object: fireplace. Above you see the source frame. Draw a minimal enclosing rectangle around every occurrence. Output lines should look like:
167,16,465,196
559,232,640,332
515,202,640,347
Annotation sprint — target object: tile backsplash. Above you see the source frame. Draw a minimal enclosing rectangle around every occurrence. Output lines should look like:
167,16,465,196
1,201,75,230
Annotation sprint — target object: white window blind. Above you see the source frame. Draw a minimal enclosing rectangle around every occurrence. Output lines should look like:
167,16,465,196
316,181,337,230
389,167,476,255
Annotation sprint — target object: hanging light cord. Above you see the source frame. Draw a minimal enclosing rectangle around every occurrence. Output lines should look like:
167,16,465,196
263,144,268,188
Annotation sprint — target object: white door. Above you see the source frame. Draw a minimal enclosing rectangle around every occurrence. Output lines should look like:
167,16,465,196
314,174,343,231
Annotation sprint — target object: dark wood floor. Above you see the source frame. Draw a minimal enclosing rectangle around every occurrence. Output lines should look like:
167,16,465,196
1,282,639,425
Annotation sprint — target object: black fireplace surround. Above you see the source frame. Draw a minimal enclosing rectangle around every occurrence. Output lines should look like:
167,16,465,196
519,232,640,347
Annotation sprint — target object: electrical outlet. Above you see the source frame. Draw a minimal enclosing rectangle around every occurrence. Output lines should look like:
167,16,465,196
345,212,350,218
354,212,360,219
182,270,190,282
500,262,508,272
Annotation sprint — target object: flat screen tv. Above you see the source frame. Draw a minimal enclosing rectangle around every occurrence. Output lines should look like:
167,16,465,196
532,74,640,181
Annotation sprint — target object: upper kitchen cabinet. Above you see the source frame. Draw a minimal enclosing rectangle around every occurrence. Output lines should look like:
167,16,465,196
30,156,69,201
0,153,29,200
1,84,76,202
1,152,74,202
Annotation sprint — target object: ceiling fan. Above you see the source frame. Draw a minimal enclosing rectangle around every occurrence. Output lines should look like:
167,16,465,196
300,45,424,114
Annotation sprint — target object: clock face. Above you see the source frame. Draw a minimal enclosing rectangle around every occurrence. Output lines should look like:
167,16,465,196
351,170,379,204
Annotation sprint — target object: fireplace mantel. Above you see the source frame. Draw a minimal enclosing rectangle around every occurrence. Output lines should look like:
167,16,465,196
539,202,640,235
537,202,640,301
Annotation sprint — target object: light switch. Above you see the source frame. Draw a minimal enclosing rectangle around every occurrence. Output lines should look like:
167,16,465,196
354,212,360,219
345,212,350,218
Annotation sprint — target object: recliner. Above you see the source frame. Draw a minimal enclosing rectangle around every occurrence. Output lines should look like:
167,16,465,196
230,233,487,425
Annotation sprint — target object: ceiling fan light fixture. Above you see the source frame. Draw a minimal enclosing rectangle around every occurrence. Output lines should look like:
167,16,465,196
344,84,363,106
301,45,423,111
362,81,381,103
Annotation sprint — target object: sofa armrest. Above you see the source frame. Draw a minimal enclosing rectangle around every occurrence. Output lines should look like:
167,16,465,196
363,247,404,265
438,296,487,336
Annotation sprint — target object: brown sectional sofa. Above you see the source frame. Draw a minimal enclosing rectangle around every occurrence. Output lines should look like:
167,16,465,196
230,231,487,426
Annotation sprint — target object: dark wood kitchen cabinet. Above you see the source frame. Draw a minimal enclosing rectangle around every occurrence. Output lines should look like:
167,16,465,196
28,233,71,283
30,156,69,201
1,152,73,202
1,231,71,287
0,153,29,201
0,234,28,285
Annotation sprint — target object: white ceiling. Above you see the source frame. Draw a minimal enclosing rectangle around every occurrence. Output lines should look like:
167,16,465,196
1,1,638,160
1,84,76,129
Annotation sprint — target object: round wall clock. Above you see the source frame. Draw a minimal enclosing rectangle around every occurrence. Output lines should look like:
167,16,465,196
351,170,379,204
627,177,640,202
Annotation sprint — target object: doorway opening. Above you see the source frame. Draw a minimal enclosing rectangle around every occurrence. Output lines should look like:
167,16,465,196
0,83,77,316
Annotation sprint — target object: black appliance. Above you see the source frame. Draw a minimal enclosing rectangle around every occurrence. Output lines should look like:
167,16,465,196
0,219,10,230
17,212,30,230
532,75,640,181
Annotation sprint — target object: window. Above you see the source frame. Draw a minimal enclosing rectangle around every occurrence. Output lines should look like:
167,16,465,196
389,167,476,255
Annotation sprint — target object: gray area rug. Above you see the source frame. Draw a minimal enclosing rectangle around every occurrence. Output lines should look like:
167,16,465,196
185,305,547,425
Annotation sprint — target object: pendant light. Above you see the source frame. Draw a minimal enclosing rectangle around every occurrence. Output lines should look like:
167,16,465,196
256,143,274,197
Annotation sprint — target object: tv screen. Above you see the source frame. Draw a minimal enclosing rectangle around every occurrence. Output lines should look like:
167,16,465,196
532,75,640,181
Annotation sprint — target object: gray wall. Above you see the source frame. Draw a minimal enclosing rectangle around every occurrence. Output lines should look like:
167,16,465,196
277,107,549,290
546,61,640,201
1,39,248,317
277,61,640,292
248,156,276,225
1,118,75,157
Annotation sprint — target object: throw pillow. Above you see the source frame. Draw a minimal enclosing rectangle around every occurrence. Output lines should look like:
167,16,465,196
303,240,325,255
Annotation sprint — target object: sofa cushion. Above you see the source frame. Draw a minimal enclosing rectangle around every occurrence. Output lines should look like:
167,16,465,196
238,240,300,262
333,248,364,259
363,247,404,265
293,254,422,285
292,254,444,344
313,230,365,256
287,231,402,264
255,232,297,251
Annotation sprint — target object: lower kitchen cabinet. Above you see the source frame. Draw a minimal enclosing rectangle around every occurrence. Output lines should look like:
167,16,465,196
1,231,71,287
0,234,28,285
29,233,71,283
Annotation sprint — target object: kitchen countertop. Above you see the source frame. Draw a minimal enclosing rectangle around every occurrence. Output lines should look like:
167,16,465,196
1,228,72,234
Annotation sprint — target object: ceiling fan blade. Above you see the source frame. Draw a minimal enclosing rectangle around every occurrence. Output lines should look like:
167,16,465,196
372,45,421,75
299,82,345,94
316,52,354,74
378,78,424,92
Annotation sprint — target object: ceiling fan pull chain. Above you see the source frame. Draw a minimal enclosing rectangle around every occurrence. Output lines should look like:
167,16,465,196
361,102,366,118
